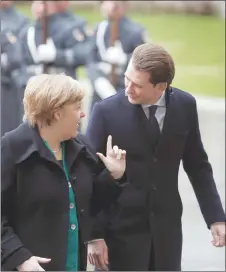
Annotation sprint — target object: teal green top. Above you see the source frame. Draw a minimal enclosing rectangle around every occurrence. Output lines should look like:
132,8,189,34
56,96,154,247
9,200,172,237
43,140,79,271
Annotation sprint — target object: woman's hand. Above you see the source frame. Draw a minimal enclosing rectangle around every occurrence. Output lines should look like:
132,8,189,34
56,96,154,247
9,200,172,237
17,256,51,271
97,135,126,180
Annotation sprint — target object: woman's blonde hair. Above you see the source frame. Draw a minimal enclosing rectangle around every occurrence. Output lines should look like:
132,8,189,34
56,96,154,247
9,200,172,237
23,74,84,126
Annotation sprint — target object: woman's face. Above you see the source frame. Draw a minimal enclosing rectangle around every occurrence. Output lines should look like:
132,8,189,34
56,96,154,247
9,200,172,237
54,101,85,139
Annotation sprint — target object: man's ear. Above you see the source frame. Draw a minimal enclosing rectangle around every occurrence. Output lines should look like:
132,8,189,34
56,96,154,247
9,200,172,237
158,82,167,92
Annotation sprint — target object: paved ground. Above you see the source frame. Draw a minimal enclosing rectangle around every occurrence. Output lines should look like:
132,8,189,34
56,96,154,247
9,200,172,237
80,81,225,271
180,108,225,271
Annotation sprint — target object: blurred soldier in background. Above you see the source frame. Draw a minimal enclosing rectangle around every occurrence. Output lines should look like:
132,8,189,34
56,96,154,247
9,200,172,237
20,1,92,79
32,1,93,43
1,1,31,136
86,1,149,110
0,1,30,38
1,31,26,136
57,1,94,38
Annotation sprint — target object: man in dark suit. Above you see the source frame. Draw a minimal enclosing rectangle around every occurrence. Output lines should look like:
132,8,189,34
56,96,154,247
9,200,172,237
86,43,226,271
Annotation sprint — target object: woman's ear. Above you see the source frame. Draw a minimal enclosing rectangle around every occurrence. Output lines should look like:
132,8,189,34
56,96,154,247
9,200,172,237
53,110,62,121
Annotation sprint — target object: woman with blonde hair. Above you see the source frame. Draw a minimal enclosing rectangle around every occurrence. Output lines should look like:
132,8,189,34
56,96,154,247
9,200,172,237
1,74,127,271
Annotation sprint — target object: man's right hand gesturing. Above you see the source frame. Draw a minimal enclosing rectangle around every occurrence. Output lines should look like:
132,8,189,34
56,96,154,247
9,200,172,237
17,256,51,271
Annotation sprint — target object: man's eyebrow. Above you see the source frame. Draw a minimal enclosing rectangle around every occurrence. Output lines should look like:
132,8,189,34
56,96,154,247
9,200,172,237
124,74,143,87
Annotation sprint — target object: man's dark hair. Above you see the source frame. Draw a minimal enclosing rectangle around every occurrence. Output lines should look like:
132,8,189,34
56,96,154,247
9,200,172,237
132,43,175,87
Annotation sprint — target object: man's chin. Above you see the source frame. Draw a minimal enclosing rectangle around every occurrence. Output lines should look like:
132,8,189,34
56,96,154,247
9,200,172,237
127,96,140,105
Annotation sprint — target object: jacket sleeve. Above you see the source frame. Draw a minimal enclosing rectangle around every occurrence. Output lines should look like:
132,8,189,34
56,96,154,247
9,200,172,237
1,136,33,271
54,41,90,68
85,102,128,188
77,133,127,214
1,32,23,73
21,23,91,68
85,103,128,240
54,24,93,68
18,16,31,39
90,167,127,240
85,27,103,84
182,98,225,228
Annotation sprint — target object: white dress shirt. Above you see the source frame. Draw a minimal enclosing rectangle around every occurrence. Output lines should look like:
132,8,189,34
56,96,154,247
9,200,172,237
141,92,166,132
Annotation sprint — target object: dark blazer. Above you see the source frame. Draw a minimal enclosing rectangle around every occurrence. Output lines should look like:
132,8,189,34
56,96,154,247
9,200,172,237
1,122,122,271
86,87,226,271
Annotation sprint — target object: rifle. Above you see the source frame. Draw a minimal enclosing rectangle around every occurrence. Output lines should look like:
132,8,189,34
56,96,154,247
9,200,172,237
109,6,119,87
41,1,48,73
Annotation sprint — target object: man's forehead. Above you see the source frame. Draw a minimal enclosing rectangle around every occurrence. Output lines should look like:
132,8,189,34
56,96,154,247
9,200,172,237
126,60,141,76
125,60,150,83
125,59,134,72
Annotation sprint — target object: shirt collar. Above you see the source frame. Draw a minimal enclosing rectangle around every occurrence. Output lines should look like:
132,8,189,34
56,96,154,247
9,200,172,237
124,89,166,108
142,91,166,109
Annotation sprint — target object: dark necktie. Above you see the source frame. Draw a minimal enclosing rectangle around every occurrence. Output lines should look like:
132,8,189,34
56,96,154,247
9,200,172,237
148,105,160,148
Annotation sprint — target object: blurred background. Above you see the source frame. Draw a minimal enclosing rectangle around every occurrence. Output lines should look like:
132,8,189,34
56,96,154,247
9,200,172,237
1,1,225,271
16,0,225,97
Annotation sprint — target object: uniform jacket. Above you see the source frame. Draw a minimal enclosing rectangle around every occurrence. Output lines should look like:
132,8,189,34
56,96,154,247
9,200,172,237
87,16,148,92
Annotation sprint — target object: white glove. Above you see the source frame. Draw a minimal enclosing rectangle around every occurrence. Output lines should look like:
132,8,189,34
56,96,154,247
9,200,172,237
1,53,8,69
94,77,117,100
104,41,127,66
37,38,57,63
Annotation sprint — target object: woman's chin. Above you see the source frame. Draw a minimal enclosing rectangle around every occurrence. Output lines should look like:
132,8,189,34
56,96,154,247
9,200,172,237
73,129,79,138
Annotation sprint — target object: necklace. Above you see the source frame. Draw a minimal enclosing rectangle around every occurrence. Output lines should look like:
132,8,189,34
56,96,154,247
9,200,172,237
43,139,61,153
51,146,62,153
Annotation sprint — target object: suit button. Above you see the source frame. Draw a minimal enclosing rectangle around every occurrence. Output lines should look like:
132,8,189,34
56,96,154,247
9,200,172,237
71,224,76,230
153,157,158,163
72,176,76,180
69,203,74,209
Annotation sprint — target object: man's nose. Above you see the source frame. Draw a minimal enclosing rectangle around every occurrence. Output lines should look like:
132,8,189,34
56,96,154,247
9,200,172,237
126,82,134,94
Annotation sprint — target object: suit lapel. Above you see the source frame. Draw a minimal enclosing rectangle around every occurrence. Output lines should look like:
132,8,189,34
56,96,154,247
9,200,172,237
65,138,98,173
121,94,159,152
122,88,185,159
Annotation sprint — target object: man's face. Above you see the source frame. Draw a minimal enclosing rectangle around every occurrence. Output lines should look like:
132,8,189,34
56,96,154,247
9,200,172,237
31,1,49,19
100,1,124,19
124,60,165,105
31,1,67,19
0,1,14,9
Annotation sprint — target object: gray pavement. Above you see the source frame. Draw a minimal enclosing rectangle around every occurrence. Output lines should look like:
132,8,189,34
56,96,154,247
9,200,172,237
180,109,225,271
80,81,225,271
